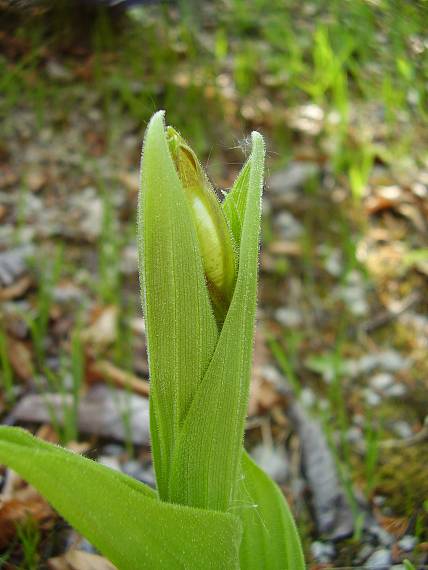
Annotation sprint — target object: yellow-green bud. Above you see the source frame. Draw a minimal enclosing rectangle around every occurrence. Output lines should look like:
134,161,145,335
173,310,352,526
166,126,237,323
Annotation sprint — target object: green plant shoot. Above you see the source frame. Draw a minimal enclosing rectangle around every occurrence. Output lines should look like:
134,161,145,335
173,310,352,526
0,111,304,569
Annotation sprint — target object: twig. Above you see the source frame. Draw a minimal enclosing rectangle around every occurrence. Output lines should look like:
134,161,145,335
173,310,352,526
91,360,150,398
380,416,428,450
361,292,421,333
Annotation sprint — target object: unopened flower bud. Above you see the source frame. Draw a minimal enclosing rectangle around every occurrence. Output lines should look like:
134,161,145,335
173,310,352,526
166,126,236,323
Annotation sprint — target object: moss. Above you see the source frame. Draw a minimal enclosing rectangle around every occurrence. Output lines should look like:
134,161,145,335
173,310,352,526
375,445,428,538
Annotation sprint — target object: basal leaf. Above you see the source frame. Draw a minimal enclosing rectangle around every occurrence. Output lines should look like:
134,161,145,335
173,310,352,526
0,427,242,570
168,132,265,511
138,111,218,500
238,451,305,570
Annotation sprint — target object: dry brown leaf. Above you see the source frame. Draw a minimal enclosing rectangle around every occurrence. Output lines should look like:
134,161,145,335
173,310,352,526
81,306,118,349
7,336,34,381
268,241,301,256
375,512,409,538
0,165,18,189
36,424,60,444
365,243,406,278
89,360,150,398
248,376,281,416
0,477,55,548
67,440,92,454
116,171,139,194
258,378,282,411
0,274,32,301
248,329,282,416
365,194,397,214
73,56,95,81
36,424,90,453
26,169,48,192
398,203,427,233
248,329,267,416
286,104,324,136
48,550,117,570
248,375,262,417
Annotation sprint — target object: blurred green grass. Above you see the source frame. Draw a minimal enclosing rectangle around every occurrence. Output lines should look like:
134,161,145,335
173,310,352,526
1,1,427,156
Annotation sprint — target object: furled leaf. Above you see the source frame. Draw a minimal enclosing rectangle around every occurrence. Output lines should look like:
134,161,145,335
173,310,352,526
238,451,305,570
222,161,251,247
168,132,265,511
0,427,242,570
138,111,218,500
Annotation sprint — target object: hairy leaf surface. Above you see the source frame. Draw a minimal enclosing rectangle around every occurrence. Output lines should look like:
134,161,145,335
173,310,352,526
238,452,305,570
0,427,242,570
138,111,218,500
168,132,265,511
222,160,251,247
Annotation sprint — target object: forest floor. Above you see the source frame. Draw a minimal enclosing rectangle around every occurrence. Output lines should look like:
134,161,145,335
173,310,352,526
0,2,428,568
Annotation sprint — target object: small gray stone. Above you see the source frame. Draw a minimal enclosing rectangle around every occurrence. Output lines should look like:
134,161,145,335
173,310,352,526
102,443,125,457
269,161,319,195
364,388,382,407
370,373,394,392
251,444,288,484
324,248,343,277
120,244,138,275
275,211,303,240
310,541,335,563
377,351,410,372
356,544,375,564
76,538,98,554
358,351,410,375
386,383,406,398
364,548,392,569
347,427,363,444
46,60,73,82
53,284,84,304
300,387,316,409
122,459,144,479
122,460,155,487
261,365,283,385
11,386,151,445
97,455,121,472
0,246,33,286
398,535,418,552
368,523,394,546
372,495,387,507
393,421,413,439
139,467,156,488
275,306,303,328
335,272,369,316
